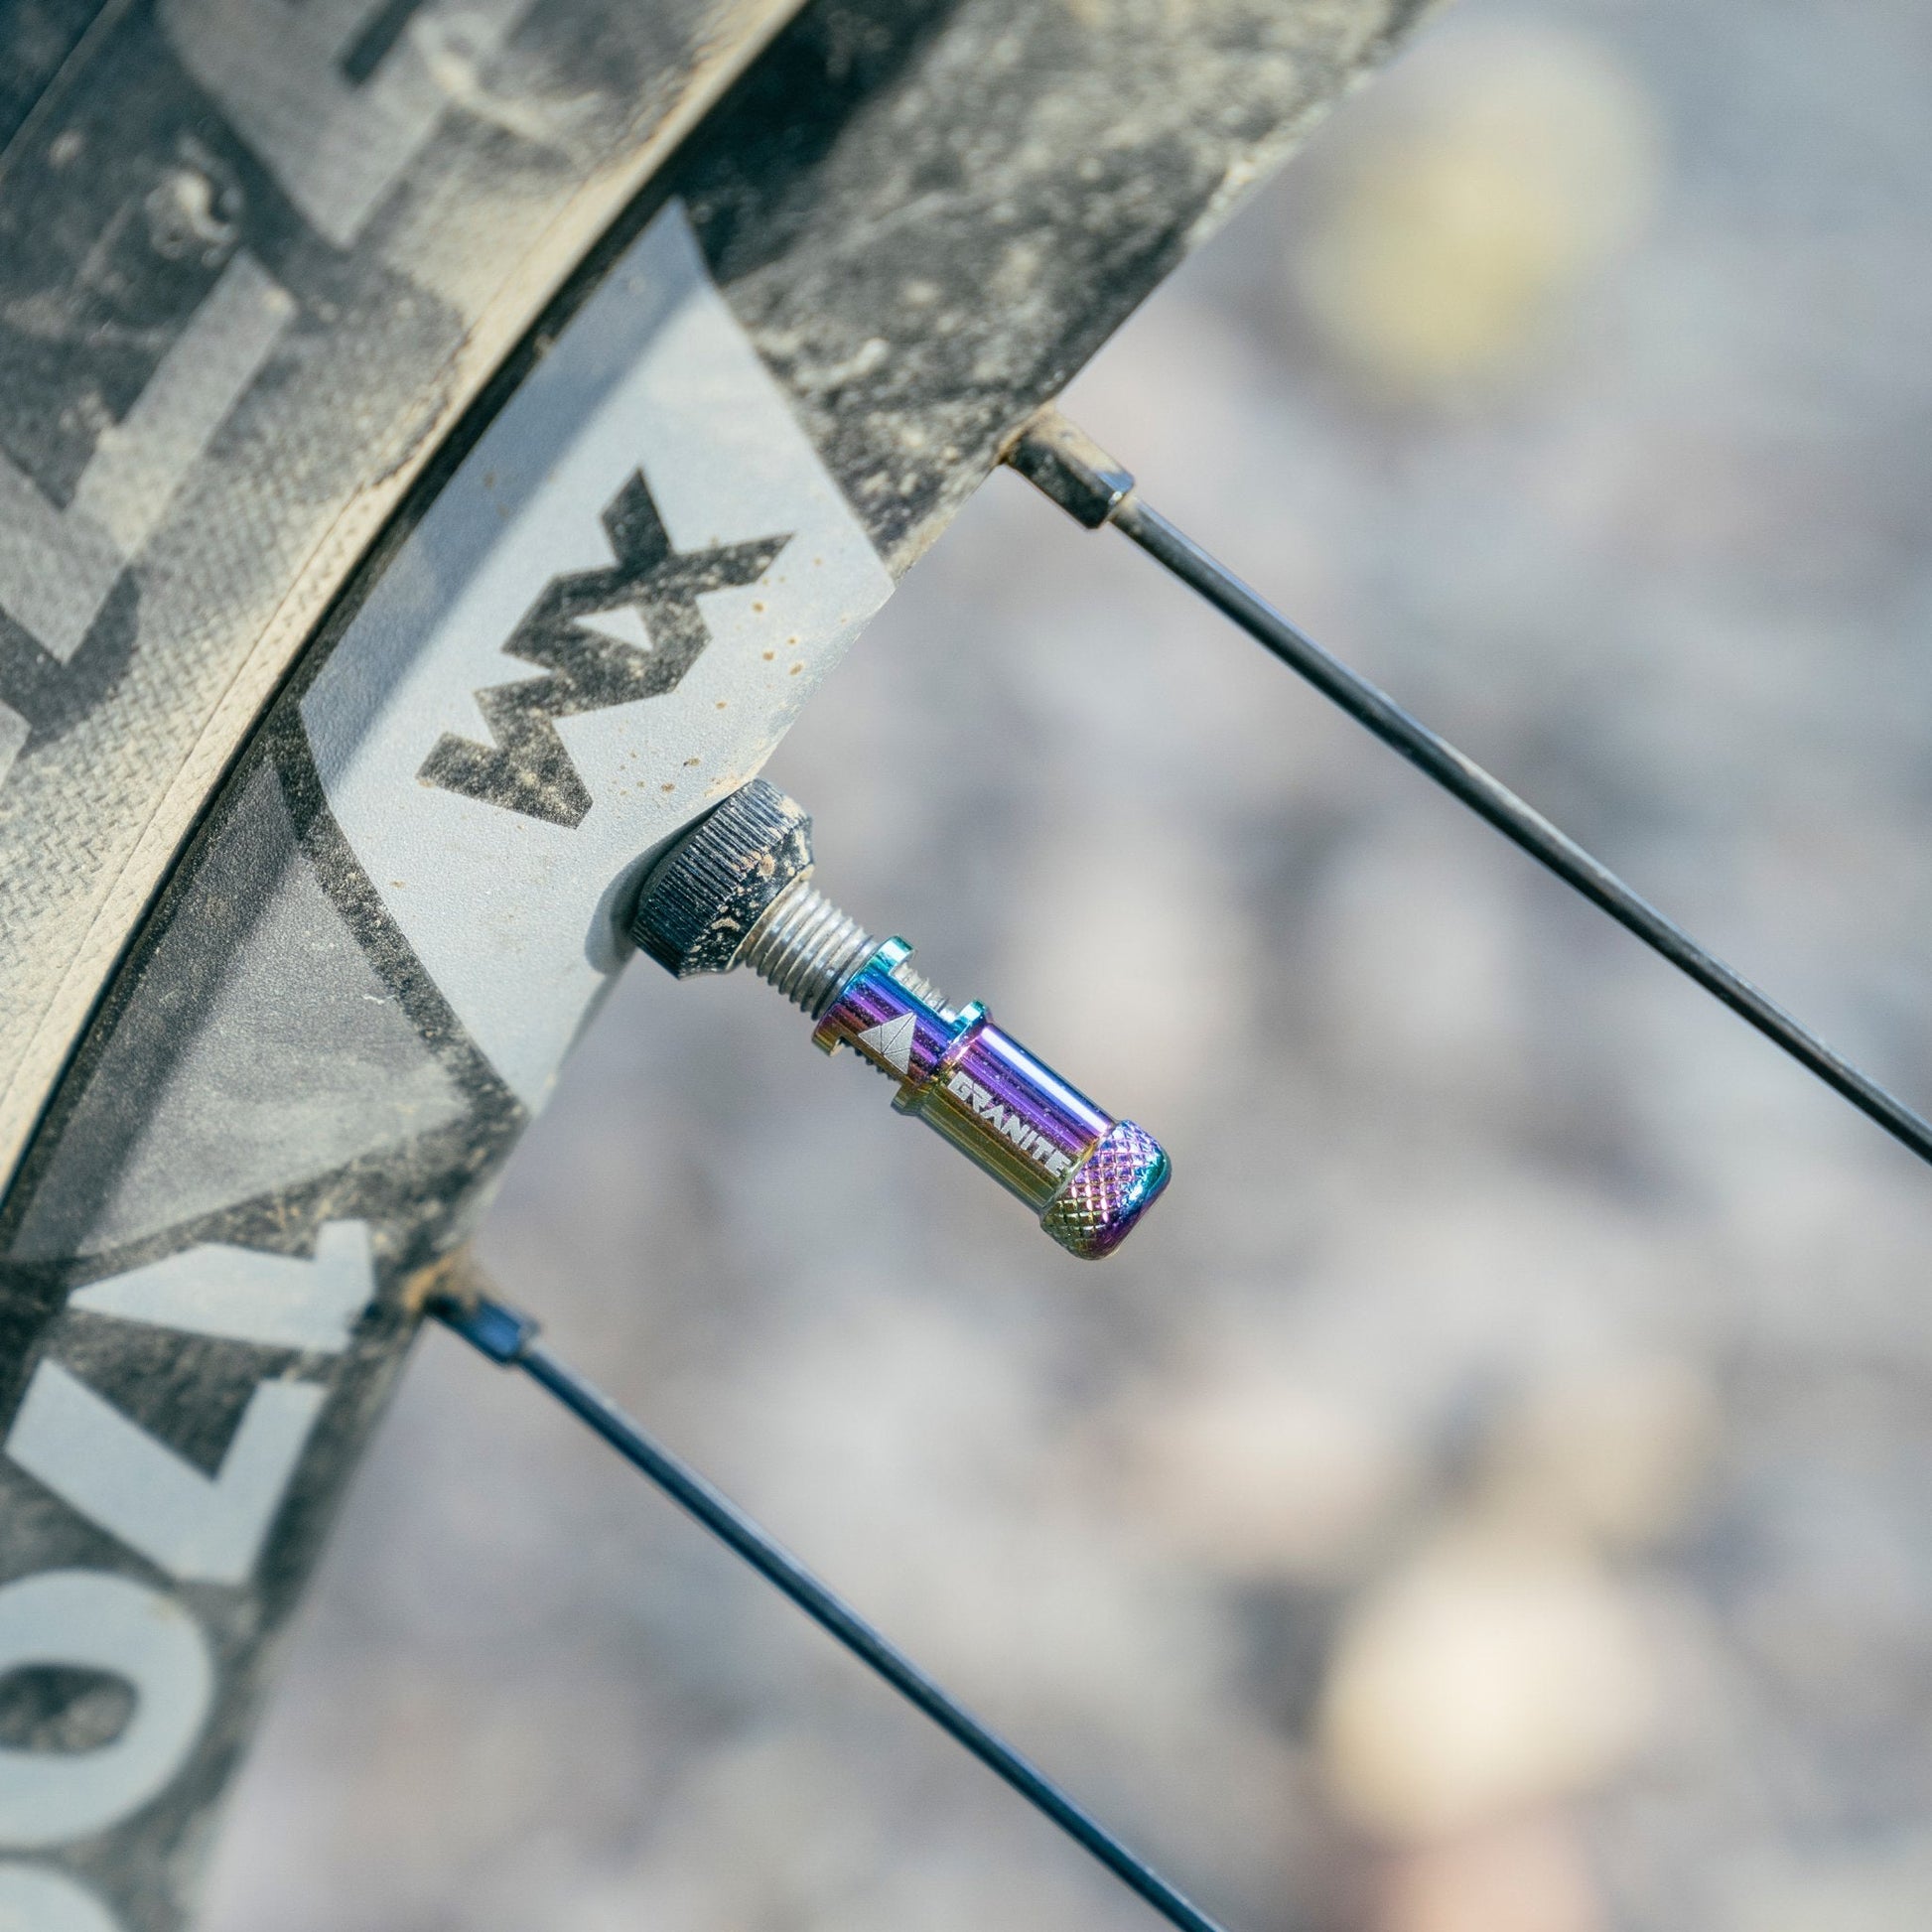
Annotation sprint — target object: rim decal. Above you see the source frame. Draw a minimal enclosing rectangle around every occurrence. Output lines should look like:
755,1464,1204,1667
302,199,894,1110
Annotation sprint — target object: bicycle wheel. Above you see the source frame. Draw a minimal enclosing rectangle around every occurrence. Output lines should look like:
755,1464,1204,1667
0,3,1429,1924
204,11,1932,1932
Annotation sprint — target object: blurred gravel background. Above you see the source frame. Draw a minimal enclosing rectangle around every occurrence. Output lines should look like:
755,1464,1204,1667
203,3,1932,1928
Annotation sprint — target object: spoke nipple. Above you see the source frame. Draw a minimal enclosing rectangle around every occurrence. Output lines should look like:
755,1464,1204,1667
631,780,1171,1258
1002,405,1137,528
435,1295,541,1365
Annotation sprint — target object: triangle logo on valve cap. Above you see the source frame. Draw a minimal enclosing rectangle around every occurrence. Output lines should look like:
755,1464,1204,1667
855,1014,915,1077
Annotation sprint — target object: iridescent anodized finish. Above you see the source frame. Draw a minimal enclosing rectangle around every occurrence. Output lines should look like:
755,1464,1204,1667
632,778,1172,1259
814,938,1171,1258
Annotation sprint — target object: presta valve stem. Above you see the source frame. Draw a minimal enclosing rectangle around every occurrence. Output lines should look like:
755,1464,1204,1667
631,781,1170,1259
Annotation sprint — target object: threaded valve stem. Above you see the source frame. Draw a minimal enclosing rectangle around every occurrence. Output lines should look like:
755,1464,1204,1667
740,879,875,1018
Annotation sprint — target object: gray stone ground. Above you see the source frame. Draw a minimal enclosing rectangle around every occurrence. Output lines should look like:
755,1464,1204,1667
203,3,1932,1928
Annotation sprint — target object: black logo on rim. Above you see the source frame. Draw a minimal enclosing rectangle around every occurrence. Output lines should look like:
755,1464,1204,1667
418,471,789,827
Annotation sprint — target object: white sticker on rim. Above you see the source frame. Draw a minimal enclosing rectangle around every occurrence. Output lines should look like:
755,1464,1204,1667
302,201,894,1110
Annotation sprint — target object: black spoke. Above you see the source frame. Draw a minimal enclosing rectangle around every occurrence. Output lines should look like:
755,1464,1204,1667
1007,409,1932,1174
433,1293,1232,1932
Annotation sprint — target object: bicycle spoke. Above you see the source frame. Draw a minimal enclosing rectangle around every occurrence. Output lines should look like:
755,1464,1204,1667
1007,408,1932,1174
434,1291,1232,1932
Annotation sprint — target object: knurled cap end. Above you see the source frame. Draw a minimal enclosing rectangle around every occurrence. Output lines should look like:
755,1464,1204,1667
1039,1121,1171,1260
631,779,813,977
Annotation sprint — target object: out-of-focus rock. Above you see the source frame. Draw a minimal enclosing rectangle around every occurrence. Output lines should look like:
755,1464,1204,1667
1377,1812,1606,1932
1289,22,1661,398
1317,1530,1655,1840
1122,1368,1422,1583
615,1730,883,1932
1475,1358,1724,1550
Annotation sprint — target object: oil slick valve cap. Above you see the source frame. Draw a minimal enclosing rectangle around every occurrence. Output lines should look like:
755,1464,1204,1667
632,780,1170,1258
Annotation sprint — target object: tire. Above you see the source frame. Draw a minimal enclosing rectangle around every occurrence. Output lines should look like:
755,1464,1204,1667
0,2,1426,1924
